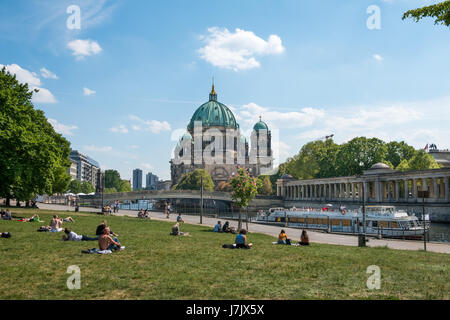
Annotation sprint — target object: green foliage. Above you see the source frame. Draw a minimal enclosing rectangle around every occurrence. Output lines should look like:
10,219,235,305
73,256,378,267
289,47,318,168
230,168,260,208
396,159,410,172
408,150,441,170
403,1,450,26
175,169,214,191
119,180,132,192
0,66,71,201
105,187,118,194
336,137,387,176
105,170,122,190
279,137,440,180
257,175,273,195
385,141,416,168
81,181,95,194
68,180,82,194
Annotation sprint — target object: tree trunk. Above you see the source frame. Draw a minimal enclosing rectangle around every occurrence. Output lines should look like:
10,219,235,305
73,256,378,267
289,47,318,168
6,196,10,207
238,207,242,231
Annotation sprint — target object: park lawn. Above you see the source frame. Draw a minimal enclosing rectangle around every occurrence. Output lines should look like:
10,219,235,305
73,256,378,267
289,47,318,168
0,208,448,300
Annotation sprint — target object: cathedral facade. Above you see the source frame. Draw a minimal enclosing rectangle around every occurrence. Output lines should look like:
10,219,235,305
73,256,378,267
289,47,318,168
170,84,273,186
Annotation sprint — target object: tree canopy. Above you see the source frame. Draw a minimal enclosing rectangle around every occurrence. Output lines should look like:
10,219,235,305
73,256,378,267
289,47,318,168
273,137,440,181
0,67,71,203
175,169,214,191
230,168,260,208
403,1,450,27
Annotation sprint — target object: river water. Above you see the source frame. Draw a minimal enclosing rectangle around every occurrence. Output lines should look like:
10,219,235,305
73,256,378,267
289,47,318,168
429,223,450,243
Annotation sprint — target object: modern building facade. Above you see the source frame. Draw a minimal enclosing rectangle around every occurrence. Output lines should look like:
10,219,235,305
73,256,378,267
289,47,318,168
133,168,143,191
145,172,159,190
170,84,273,186
68,150,101,190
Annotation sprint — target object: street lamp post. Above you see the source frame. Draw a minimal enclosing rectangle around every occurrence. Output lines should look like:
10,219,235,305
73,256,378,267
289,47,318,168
200,175,203,224
358,162,367,247
101,171,105,210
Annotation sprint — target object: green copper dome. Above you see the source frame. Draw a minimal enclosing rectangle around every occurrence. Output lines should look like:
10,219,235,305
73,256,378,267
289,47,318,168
253,119,269,131
187,85,239,131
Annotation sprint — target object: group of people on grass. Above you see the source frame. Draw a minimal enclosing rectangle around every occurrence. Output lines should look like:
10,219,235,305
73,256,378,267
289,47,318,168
138,209,150,219
0,209,124,254
213,221,237,234
277,229,310,246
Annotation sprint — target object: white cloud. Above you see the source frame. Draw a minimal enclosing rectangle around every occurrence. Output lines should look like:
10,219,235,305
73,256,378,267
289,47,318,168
140,163,153,170
67,39,102,59
373,54,383,61
110,125,128,133
198,27,285,71
0,63,57,103
83,87,96,96
83,145,112,152
237,102,325,130
129,145,139,149
128,114,171,134
40,67,58,79
48,118,78,136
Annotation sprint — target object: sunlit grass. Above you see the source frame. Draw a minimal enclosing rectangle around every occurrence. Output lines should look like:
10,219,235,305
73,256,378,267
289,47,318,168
0,208,448,299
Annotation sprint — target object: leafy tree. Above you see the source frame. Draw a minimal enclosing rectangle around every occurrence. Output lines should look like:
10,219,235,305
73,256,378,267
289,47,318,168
175,169,214,191
403,1,450,27
68,180,82,194
119,179,132,192
257,175,273,195
385,141,416,168
408,150,441,170
396,159,410,172
0,67,71,204
52,166,72,194
105,170,122,190
230,168,260,230
81,181,95,194
105,187,118,194
336,137,387,176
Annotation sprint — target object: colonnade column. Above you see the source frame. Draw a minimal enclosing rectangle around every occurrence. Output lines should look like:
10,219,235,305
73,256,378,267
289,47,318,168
395,180,400,201
445,177,449,202
433,178,439,200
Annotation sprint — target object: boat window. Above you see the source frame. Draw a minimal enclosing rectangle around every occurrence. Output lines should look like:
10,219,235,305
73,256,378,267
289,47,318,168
372,221,378,228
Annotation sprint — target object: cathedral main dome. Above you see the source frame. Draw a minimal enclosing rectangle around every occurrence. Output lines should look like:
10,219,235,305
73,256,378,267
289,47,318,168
187,84,239,131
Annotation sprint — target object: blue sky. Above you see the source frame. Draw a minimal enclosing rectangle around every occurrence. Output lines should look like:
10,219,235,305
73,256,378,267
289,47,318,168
1,0,449,182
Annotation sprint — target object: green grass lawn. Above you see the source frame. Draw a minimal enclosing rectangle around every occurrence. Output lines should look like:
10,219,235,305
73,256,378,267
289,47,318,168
0,208,449,300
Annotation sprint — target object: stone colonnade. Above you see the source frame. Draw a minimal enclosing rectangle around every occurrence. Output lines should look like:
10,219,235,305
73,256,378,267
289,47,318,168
277,169,450,203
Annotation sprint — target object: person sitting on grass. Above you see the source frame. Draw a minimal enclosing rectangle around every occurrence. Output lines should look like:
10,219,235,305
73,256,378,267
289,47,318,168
213,221,222,232
49,215,63,232
170,223,190,236
235,229,252,249
144,209,150,219
277,229,291,245
82,227,124,254
2,209,12,220
222,221,236,234
176,213,184,223
299,230,310,246
62,228,98,241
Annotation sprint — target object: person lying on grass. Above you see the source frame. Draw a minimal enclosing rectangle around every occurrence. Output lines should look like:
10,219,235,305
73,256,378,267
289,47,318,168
170,223,190,236
17,213,41,222
82,227,124,254
1,232,11,238
62,216,75,223
62,228,98,241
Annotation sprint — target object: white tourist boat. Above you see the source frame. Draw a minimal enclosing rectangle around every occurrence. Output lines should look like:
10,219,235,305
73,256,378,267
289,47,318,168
256,205,430,240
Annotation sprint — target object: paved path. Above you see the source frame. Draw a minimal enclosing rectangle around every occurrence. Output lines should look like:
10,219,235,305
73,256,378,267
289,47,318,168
37,203,450,254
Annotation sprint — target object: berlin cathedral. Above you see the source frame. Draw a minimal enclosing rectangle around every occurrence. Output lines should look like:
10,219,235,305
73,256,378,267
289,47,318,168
170,84,273,186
